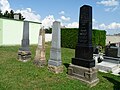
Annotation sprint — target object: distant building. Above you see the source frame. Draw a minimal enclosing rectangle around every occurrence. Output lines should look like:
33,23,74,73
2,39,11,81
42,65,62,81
14,14,19,20
0,18,41,45
14,13,25,20
61,25,66,28
106,35,120,45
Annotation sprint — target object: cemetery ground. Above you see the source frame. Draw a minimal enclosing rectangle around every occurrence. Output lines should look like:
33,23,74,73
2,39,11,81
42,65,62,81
0,42,120,90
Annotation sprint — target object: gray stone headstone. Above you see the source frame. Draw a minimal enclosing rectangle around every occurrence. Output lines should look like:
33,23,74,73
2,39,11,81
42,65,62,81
68,5,99,87
48,21,63,73
96,44,120,74
18,21,31,62
33,27,46,67
105,47,120,58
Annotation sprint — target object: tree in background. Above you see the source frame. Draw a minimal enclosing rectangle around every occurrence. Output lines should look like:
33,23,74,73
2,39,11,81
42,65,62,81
4,10,9,18
9,10,14,19
0,10,3,17
18,13,25,20
0,9,24,20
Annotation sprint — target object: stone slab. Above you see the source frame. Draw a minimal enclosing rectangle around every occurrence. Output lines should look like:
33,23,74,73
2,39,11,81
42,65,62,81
103,56,120,64
48,65,63,74
96,61,120,75
105,47,120,57
68,64,99,87
48,59,62,66
18,50,31,62
72,58,95,68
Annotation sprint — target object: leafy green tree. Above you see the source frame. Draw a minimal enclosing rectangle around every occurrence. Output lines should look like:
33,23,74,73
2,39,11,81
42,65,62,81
0,10,3,17
4,10,9,18
9,10,14,19
19,13,25,20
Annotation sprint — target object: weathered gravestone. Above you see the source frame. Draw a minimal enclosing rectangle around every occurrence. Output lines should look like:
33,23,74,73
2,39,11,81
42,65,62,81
96,44,120,75
48,21,63,74
68,5,99,87
105,46,120,58
33,27,46,67
18,21,31,62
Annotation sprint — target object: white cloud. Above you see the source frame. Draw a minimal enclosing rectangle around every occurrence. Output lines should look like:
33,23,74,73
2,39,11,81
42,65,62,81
97,22,120,34
97,0,119,6
66,22,78,28
0,0,11,13
61,16,70,21
59,11,65,15
99,23,106,29
92,18,99,29
105,6,118,11
66,19,98,29
105,8,111,11
15,8,41,22
92,19,120,34
97,0,119,11
42,15,55,29
99,22,120,30
0,0,41,22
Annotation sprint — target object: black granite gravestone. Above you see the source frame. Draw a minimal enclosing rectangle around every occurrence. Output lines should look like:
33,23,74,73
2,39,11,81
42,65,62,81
72,5,95,68
68,5,99,87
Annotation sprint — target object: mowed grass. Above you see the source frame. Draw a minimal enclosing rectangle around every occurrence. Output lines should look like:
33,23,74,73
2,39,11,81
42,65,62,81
0,43,120,90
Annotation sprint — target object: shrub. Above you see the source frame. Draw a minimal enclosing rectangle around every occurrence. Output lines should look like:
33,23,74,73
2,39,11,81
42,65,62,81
61,28,106,49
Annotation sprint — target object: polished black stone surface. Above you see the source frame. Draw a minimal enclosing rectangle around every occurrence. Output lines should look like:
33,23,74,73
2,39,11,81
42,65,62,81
72,5,95,68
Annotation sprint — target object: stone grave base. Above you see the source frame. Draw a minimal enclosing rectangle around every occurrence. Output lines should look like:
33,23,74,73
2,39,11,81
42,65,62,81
103,56,120,64
18,50,31,62
48,65,63,74
68,64,99,87
33,59,46,67
96,61,120,75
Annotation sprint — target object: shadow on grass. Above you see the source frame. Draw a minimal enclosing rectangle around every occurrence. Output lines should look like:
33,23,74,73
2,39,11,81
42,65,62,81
103,76,120,90
63,63,70,73
63,63,70,69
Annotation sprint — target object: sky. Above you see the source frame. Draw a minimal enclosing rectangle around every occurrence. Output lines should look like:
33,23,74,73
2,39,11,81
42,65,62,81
0,0,120,35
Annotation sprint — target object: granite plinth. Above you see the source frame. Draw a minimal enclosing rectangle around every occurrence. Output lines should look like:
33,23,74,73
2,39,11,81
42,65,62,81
18,50,31,62
96,61,120,75
103,56,120,64
48,59,62,66
72,58,95,68
68,64,99,87
48,65,63,74
33,60,46,67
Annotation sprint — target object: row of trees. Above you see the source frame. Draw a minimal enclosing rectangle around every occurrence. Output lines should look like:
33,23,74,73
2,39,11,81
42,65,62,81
0,10,25,20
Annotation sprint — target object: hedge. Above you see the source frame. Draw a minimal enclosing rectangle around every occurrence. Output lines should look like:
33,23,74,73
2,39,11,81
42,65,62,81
61,28,78,49
61,28,106,49
92,29,106,47
45,28,106,49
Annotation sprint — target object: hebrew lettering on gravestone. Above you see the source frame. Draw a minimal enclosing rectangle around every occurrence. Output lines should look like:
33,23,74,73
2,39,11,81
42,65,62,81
72,5,94,67
68,5,99,87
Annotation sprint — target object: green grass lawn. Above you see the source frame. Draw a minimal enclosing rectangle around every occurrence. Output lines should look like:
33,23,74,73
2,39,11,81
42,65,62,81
0,43,120,90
